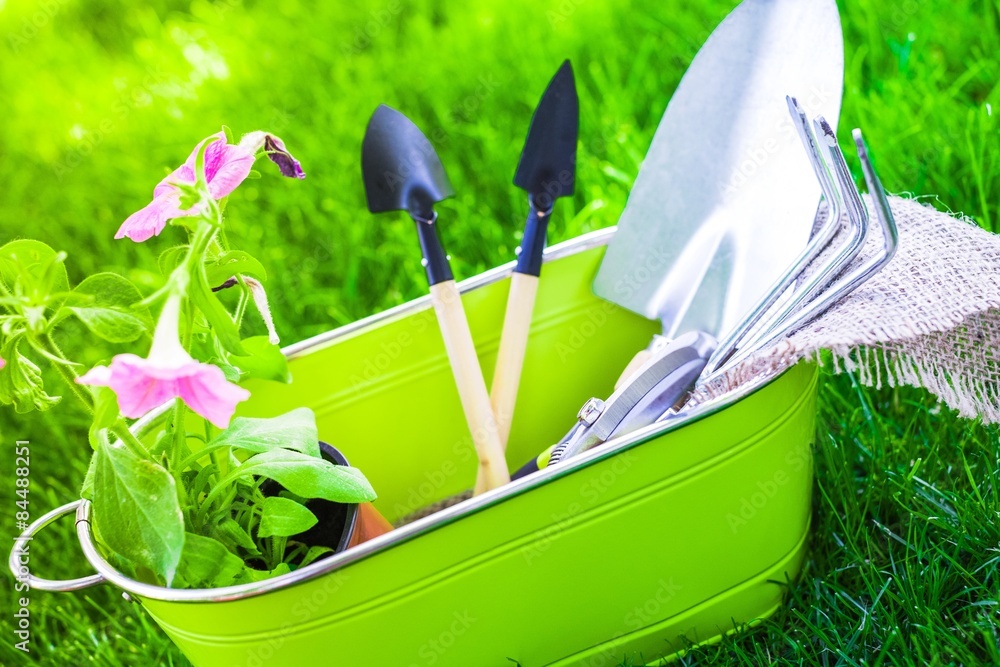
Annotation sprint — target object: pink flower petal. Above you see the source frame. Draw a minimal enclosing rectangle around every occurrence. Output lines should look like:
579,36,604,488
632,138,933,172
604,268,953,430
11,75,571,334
77,364,114,386
152,162,195,200
153,131,253,202
0,357,5,370
115,191,186,242
118,128,299,243
206,143,255,200
77,354,250,428
181,131,227,178
174,363,251,429
153,131,225,198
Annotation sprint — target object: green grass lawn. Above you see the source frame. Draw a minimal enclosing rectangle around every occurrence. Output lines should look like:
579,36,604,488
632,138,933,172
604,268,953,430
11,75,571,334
1,0,999,664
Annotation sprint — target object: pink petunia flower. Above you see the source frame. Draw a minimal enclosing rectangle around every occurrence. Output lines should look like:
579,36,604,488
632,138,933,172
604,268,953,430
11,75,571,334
116,130,305,243
77,295,250,428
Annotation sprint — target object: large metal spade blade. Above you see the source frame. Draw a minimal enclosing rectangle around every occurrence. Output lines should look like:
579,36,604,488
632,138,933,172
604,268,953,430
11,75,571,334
593,0,844,343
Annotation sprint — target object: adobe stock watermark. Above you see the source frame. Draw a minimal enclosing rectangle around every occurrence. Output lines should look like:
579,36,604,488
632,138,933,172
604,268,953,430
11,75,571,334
572,577,684,667
880,0,930,33
51,65,200,181
376,74,501,194
238,569,352,666
408,610,477,666
521,450,638,565
718,83,840,202
554,300,623,363
555,240,673,363
11,440,32,654
347,310,432,389
6,0,70,53
340,0,404,58
550,242,672,363
389,431,476,521
726,440,811,533
546,0,586,26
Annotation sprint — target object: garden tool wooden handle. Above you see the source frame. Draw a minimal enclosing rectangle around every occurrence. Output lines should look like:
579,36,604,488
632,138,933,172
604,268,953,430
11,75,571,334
429,280,511,494
490,272,539,450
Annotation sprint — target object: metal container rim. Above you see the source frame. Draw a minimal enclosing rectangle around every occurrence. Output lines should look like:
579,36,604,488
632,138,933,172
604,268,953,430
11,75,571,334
69,228,793,603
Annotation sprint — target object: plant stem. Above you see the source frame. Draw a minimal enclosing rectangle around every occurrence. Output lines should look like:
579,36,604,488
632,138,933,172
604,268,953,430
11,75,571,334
43,333,94,414
164,219,218,483
178,442,231,470
44,326,152,461
0,280,19,316
233,275,250,328
170,400,187,472
110,422,149,459
168,301,195,481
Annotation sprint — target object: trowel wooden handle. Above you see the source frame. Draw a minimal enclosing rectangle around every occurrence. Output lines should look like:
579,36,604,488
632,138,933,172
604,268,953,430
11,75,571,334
429,281,510,494
615,348,654,389
490,272,539,450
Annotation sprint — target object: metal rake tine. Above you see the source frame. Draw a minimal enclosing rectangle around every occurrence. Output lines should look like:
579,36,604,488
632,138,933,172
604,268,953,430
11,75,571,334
853,128,899,272
711,116,873,374
813,116,869,281
719,129,898,364
704,96,844,374
755,118,869,331
707,115,865,375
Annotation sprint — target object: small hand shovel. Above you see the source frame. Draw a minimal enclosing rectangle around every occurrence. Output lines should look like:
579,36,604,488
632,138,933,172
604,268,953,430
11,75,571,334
492,60,579,451
361,105,510,494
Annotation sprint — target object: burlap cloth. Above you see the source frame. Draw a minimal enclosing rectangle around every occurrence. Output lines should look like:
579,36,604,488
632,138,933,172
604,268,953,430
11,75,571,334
694,195,1000,422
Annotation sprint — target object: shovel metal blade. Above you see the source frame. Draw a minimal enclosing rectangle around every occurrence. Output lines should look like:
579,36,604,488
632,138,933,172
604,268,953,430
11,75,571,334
513,59,579,208
361,104,455,220
593,0,843,340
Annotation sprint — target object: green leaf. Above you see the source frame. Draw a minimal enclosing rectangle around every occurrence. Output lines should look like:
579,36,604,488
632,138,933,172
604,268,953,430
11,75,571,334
205,251,268,286
92,442,185,586
214,518,260,555
157,246,189,277
69,307,149,343
80,453,97,500
234,562,291,584
258,496,318,538
88,386,120,450
0,336,61,413
299,545,334,568
209,407,319,457
175,532,245,588
229,336,291,383
76,273,153,324
189,261,246,356
233,448,376,503
189,464,219,500
0,239,69,302
64,273,153,343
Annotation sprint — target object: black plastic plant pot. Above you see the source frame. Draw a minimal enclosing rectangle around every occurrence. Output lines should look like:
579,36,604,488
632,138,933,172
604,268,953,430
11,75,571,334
261,441,359,557
305,441,359,553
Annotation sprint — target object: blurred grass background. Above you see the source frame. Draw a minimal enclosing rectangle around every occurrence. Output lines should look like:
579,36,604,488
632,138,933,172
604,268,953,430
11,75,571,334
1,0,998,665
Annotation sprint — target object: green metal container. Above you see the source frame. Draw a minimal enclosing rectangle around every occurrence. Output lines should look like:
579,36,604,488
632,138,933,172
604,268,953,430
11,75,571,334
14,230,817,666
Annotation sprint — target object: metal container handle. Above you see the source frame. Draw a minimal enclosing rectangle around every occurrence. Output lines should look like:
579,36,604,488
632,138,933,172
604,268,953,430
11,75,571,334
8,500,106,592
